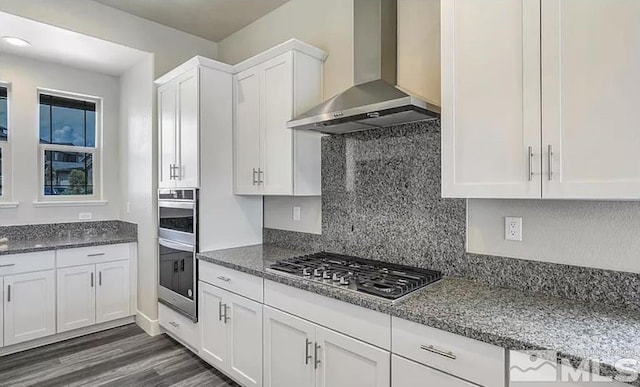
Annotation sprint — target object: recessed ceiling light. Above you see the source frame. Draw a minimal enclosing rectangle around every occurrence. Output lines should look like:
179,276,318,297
2,36,31,47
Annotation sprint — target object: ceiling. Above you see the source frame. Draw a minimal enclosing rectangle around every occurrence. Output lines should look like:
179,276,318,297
0,12,150,76
92,0,290,42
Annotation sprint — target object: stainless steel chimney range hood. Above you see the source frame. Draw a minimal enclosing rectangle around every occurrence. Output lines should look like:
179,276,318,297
287,0,440,135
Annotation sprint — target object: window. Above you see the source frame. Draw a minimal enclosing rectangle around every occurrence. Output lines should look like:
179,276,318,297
0,85,8,198
39,92,100,199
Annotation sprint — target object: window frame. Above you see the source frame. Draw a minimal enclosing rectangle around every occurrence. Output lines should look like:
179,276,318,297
37,88,102,202
0,82,11,203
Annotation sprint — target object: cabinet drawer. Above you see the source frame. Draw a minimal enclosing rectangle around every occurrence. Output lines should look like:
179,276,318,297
392,355,475,387
199,261,263,302
0,251,55,276
57,244,130,268
159,303,199,351
392,317,505,387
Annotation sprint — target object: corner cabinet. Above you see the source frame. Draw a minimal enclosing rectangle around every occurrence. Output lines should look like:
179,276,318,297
442,0,640,200
157,57,236,189
233,41,327,196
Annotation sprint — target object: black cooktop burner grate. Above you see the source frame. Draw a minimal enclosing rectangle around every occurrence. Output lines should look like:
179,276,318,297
268,252,442,300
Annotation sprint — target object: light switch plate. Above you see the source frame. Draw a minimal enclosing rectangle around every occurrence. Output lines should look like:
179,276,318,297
505,217,522,241
79,212,93,220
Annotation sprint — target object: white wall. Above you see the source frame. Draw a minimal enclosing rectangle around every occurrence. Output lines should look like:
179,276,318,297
467,199,640,273
0,54,120,225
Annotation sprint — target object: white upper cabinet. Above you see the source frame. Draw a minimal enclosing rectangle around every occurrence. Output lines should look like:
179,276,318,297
541,0,640,199
441,0,542,199
233,40,326,196
442,0,640,200
157,57,235,189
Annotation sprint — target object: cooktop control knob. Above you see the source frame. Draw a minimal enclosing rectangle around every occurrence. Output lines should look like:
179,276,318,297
322,271,331,280
313,268,322,277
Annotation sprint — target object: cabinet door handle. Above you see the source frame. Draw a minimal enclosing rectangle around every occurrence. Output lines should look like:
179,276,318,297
420,344,457,360
305,338,313,365
98,271,102,286
223,304,230,324
180,259,185,272
6,284,10,302
527,146,533,181
258,168,264,184
314,343,321,369
174,164,181,180
216,276,231,282
547,144,553,181
0,264,15,268
169,164,175,180
252,168,258,185
87,253,105,257
169,321,180,328
218,301,223,321
91,272,94,288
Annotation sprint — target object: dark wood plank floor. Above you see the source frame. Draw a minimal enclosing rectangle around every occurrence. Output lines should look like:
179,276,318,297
0,324,239,387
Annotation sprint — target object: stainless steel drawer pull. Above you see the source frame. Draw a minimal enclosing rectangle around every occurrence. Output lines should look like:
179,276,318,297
168,321,180,328
218,301,223,321
99,271,102,286
305,338,313,365
0,264,15,268
217,276,231,282
314,343,321,369
528,146,533,181
548,144,553,181
87,253,105,257
252,168,258,185
420,344,457,360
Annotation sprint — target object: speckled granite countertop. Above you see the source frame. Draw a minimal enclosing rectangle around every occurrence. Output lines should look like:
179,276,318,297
0,233,138,256
197,244,640,385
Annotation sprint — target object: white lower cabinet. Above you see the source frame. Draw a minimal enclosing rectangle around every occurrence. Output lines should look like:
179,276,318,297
95,260,130,323
392,355,474,387
199,281,262,387
0,277,3,347
57,260,130,333
263,306,390,387
263,306,315,387
57,265,96,332
4,270,56,346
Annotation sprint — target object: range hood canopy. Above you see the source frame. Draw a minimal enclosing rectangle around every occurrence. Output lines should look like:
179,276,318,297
287,0,440,134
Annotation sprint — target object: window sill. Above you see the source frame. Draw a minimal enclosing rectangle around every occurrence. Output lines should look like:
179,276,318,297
0,202,19,209
33,200,108,208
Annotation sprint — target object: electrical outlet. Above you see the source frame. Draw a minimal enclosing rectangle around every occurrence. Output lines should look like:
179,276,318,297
505,217,522,241
293,207,301,221
79,212,93,220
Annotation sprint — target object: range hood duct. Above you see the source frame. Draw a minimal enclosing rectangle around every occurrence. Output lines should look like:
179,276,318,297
287,0,440,134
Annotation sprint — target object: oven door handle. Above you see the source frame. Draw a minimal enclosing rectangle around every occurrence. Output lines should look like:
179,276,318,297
158,201,196,210
158,238,195,253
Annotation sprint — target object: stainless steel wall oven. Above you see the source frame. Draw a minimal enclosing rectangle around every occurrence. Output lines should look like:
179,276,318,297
158,189,198,321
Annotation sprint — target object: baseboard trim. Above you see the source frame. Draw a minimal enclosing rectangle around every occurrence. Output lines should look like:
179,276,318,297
0,316,135,357
136,309,161,336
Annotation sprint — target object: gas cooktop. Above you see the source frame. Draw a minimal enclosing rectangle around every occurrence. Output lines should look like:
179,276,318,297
268,252,442,301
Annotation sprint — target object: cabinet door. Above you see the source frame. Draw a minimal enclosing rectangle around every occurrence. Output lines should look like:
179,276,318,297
95,260,130,323
541,0,640,199
316,326,390,387
199,281,229,370
57,264,96,332
226,290,263,387
159,82,177,189
234,67,263,195
4,270,56,346
441,0,542,198
176,68,200,188
392,355,474,387
261,52,294,195
263,306,315,387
